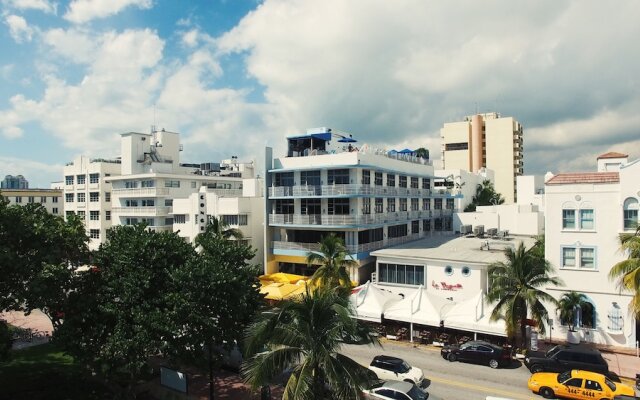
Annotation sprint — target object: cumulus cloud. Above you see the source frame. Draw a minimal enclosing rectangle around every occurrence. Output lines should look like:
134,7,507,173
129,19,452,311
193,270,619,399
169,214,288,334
5,14,34,43
2,0,56,13
64,0,153,24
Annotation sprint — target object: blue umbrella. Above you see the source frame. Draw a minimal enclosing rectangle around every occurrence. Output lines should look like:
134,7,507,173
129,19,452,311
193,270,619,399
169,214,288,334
398,148,414,154
338,136,357,143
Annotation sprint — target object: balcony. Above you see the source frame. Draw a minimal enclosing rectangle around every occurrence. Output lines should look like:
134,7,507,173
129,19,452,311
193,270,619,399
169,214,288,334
148,225,173,232
268,184,442,198
112,187,170,197
272,233,423,255
111,206,172,216
268,211,441,227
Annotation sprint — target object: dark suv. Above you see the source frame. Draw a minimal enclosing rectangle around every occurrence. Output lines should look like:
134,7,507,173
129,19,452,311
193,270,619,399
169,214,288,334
524,345,609,375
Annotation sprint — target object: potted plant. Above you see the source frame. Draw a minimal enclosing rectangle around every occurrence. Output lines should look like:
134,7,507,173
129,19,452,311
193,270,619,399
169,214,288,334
557,291,588,344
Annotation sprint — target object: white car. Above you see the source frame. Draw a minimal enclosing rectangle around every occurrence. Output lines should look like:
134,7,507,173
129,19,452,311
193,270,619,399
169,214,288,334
364,380,439,400
368,355,426,387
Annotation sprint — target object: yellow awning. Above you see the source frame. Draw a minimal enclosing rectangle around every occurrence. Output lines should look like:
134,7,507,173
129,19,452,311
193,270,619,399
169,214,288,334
259,272,309,284
260,282,300,300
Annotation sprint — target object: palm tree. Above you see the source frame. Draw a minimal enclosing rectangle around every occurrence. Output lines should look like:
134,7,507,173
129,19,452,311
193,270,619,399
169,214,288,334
199,216,244,241
414,147,429,160
557,291,589,332
307,233,357,292
609,226,640,316
242,288,378,400
487,242,564,347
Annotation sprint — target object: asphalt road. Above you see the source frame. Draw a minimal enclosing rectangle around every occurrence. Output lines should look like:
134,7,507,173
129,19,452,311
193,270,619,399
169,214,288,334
341,341,538,400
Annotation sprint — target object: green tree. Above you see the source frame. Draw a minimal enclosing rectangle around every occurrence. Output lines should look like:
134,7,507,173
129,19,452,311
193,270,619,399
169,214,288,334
557,291,589,332
202,216,244,240
414,147,429,160
0,196,89,330
487,242,563,347
242,288,378,400
464,180,505,212
307,233,357,292
57,224,196,399
609,226,640,316
0,320,11,361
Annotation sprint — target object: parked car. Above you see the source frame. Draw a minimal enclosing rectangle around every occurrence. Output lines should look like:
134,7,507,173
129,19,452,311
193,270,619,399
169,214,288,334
528,369,634,399
364,380,440,400
368,356,427,388
440,340,512,369
524,344,609,375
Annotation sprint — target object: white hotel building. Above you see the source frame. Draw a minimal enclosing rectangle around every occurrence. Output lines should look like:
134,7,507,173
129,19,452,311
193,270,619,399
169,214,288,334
544,152,640,348
264,128,461,283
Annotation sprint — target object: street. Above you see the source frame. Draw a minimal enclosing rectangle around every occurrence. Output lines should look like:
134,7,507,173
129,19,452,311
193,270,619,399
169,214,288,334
341,341,537,400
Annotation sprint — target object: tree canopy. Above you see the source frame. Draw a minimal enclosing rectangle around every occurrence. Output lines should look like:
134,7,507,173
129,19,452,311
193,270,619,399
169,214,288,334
609,226,640,316
307,233,356,293
464,180,505,212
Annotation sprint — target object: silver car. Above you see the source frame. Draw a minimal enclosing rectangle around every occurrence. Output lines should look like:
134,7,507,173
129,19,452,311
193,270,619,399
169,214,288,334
364,380,440,400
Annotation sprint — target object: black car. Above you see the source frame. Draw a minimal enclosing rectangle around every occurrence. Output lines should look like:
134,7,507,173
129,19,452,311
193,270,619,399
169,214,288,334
440,340,512,369
524,344,609,375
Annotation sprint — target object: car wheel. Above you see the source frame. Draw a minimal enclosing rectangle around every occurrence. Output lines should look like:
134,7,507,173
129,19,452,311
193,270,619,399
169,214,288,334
489,359,499,369
447,353,457,362
530,364,544,373
539,387,554,399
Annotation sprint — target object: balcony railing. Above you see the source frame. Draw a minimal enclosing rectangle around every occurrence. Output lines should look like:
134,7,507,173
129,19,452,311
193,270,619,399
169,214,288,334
272,233,424,255
111,206,172,216
268,184,447,198
148,225,173,232
112,187,170,197
267,210,450,226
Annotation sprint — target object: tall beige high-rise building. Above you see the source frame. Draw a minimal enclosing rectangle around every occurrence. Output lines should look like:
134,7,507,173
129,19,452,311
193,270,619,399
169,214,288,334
440,112,523,203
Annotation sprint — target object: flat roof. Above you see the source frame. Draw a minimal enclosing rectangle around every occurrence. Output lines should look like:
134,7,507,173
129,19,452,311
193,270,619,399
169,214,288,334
371,234,537,266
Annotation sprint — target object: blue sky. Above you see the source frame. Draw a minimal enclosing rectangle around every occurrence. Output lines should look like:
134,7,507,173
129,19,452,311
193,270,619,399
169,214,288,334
1,0,639,187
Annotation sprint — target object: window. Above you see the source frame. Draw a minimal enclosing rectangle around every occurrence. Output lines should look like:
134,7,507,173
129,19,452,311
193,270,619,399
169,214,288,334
65,193,74,203
422,199,431,210
106,211,111,221
89,229,100,239
191,181,197,188
562,209,576,229
275,172,294,186
399,198,407,211
238,215,248,225
222,215,239,226
125,181,137,189
358,228,383,244
174,215,186,224
399,175,407,188
89,173,99,183
77,211,85,220
410,177,419,189
388,224,407,238
423,219,431,232
275,199,294,214
65,175,73,185
562,248,576,267
15,196,22,203
446,198,454,210
125,199,138,207
164,180,180,188
434,198,442,209
300,170,321,186
90,192,99,202
584,380,602,391
328,169,349,185
580,209,594,229
52,196,58,203
374,172,383,186
387,198,396,212
52,207,58,214
362,170,370,185
65,211,75,218
444,266,453,276
141,180,155,188
387,174,395,187
462,266,471,276
328,198,349,215
141,199,155,206
105,192,111,202
564,378,583,388
89,211,99,220
623,198,638,230
422,178,430,190
378,263,424,285
362,198,371,214
301,199,321,214
77,175,86,185
28,196,34,203
562,246,596,269
40,196,46,203
125,217,138,225
445,142,469,151
411,220,419,234
411,198,419,211
77,193,85,202
375,198,383,213
165,199,173,206
580,248,595,269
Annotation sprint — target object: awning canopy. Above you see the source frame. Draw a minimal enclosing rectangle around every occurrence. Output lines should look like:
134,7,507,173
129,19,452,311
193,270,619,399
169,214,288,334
259,272,308,285
383,287,453,327
442,291,507,337
350,281,402,323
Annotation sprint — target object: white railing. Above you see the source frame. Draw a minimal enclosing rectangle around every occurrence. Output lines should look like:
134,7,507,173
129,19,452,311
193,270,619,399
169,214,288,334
271,236,422,255
112,187,170,196
148,225,173,232
267,210,451,226
111,206,172,216
268,184,449,198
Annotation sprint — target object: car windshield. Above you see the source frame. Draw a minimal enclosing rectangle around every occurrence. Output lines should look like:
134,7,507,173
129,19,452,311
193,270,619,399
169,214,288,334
407,385,427,400
546,346,560,358
399,361,411,373
558,371,572,383
604,378,616,391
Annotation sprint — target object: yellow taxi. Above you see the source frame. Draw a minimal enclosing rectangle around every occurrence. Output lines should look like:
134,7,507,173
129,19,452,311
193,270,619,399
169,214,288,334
528,370,635,399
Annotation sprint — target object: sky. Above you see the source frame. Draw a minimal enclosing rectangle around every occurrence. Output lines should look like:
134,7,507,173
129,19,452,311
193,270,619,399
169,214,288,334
1,0,639,187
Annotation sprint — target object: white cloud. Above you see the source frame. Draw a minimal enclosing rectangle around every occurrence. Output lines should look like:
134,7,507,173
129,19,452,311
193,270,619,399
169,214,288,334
5,14,34,43
2,126,23,138
0,156,63,187
43,28,97,64
64,0,153,24
181,29,198,48
3,0,56,13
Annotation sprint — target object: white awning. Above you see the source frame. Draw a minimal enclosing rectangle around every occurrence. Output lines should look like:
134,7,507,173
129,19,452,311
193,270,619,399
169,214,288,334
442,291,507,337
350,281,402,323
383,286,454,327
